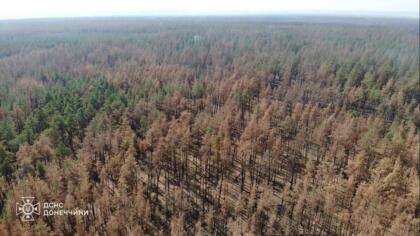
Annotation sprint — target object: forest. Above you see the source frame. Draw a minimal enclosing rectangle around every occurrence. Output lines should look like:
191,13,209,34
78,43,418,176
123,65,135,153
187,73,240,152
0,17,418,235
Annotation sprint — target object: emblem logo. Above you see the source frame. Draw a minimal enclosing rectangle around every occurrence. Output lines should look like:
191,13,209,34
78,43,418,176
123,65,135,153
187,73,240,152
16,197,40,221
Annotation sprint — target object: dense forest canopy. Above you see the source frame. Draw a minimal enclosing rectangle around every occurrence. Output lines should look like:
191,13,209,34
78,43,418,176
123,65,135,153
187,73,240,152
0,17,418,235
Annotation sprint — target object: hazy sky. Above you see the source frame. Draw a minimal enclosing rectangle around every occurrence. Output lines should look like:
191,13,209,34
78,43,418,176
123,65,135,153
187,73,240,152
0,0,418,19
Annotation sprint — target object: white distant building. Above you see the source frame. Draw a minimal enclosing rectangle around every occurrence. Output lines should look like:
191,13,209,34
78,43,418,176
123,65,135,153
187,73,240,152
193,34,203,43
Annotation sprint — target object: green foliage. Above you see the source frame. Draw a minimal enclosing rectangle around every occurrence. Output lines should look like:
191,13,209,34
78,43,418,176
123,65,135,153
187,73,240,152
35,161,46,178
0,143,13,179
346,63,365,88
0,118,15,142
336,67,348,89
55,142,71,158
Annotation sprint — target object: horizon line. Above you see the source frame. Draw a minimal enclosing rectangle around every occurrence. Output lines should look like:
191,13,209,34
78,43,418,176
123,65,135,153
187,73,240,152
0,10,418,21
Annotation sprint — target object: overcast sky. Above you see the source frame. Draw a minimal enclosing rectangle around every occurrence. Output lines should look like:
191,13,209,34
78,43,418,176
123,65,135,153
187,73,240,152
0,0,418,19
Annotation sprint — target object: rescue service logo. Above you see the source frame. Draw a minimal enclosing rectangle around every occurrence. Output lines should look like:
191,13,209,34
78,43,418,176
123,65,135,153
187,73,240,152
16,197,89,222
16,197,40,221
